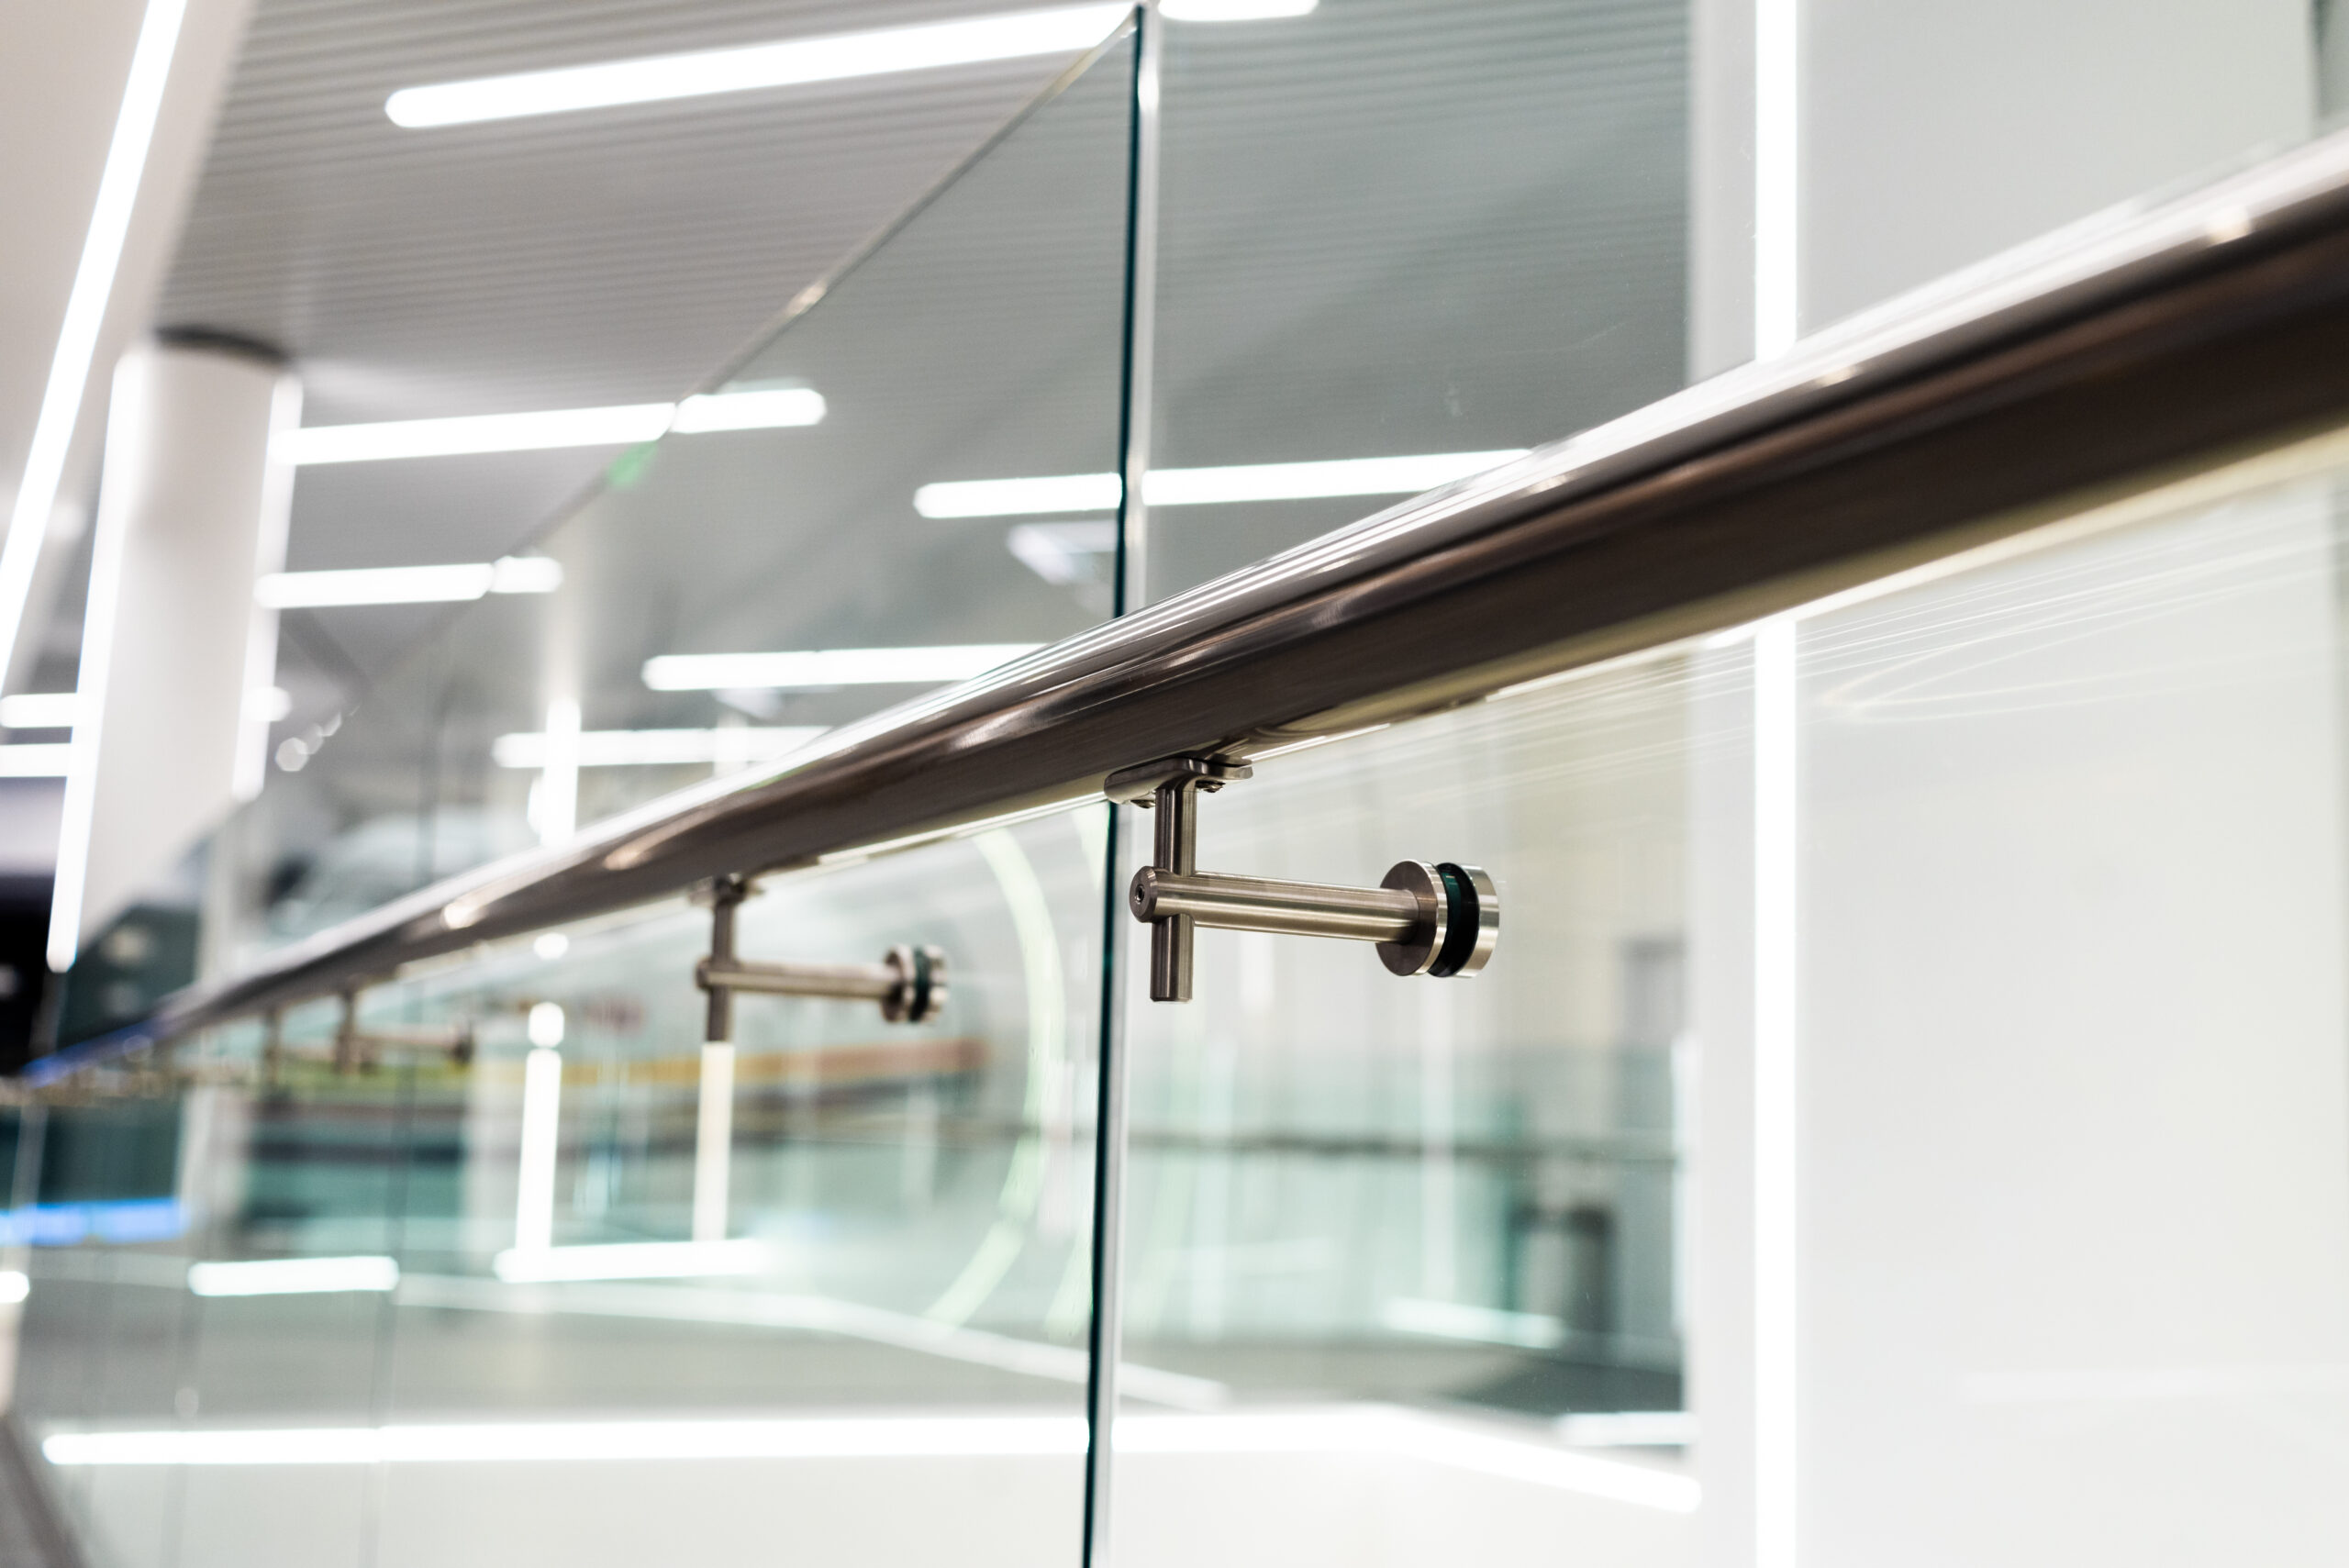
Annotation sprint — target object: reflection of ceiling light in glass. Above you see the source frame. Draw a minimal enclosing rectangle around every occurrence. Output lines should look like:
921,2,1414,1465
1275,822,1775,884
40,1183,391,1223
492,1239,772,1283
491,727,825,769
914,450,1527,518
255,557,562,608
278,388,824,465
1008,520,1117,584
1162,0,1318,18
642,645,1041,692
385,4,1129,128
39,1408,1703,1511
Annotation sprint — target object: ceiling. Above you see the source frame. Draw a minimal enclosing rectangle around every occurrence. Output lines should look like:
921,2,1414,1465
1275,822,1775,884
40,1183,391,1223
108,0,1109,706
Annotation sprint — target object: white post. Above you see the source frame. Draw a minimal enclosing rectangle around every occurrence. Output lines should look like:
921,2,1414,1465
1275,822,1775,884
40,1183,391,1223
514,1001,565,1253
691,1041,735,1243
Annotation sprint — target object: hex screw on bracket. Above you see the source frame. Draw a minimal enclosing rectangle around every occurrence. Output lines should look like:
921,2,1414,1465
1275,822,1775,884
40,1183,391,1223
1106,753,1499,1004
694,874,948,1042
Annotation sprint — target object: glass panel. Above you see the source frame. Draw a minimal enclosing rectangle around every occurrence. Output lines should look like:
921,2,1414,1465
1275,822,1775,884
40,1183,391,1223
359,806,1109,1566
8,1095,221,1568
1140,0,1688,601
1774,432,2349,1563
19,802,1111,1565
1108,651,1720,1562
192,26,1136,966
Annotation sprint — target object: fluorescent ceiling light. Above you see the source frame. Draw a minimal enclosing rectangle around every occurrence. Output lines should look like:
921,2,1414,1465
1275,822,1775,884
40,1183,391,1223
1162,0,1317,17
642,644,1040,692
0,746,72,779
278,388,824,466
0,0,191,701
255,556,562,609
0,693,82,729
186,1256,400,1297
385,4,1128,128
913,450,1527,518
492,726,824,769
0,1271,25,1305
492,1239,773,1284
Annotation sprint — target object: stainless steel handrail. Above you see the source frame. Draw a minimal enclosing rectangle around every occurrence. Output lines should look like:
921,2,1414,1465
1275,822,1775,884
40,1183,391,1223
98,126,2349,1060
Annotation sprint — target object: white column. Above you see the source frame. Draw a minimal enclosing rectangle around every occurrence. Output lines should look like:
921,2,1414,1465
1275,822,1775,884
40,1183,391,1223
50,338,296,969
691,1041,736,1243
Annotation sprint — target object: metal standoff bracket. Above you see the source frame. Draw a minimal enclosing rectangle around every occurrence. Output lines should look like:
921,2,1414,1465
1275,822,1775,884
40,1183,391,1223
696,875,948,1041
325,991,475,1074
1107,753,1499,1004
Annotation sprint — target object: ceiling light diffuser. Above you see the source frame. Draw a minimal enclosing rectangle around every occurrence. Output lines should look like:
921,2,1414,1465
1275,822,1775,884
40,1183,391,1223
385,4,1128,128
641,645,1040,692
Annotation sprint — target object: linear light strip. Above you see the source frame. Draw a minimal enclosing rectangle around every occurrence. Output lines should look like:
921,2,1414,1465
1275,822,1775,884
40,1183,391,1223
385,5,1130,128
40,1407,1698,1509
1752,616,1800,1568
278,389,824,466
0,0,191,696
1753,0,1799,357
911,450,1528,518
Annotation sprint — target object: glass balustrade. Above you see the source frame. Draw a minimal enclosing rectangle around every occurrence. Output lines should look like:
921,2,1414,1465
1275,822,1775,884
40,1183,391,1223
106,21,1141,1008
18,4,2349,1567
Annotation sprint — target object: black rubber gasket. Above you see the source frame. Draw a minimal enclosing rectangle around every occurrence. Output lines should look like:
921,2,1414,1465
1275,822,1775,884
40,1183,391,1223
1429,864,1479,977
907,947,934,1019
